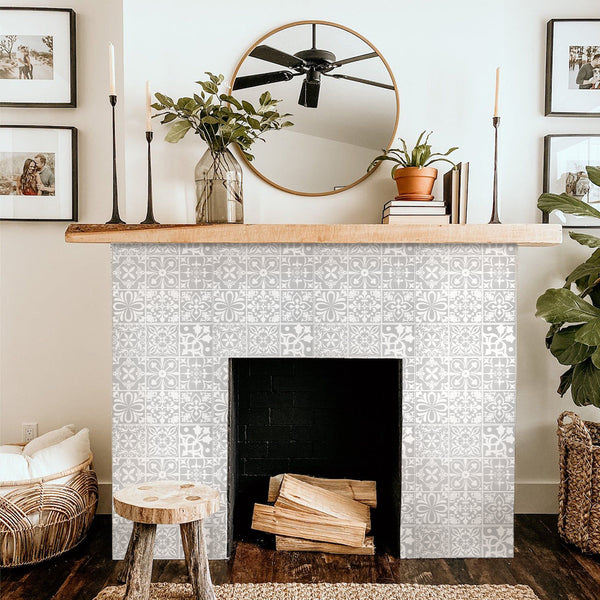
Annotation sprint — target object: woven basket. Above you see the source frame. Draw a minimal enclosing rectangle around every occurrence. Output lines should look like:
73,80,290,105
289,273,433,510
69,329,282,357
558,411,600,553
0,450,98,567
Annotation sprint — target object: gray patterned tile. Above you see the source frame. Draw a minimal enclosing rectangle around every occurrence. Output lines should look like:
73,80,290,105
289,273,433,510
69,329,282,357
112,243,518,560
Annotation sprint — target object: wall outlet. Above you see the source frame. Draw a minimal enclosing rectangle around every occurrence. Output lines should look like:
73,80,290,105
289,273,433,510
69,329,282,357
22,422,38,443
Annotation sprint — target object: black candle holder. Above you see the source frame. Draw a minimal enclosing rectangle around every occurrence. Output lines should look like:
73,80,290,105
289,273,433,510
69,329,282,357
488,116,502,224
140,131,159,225
106,94,124,224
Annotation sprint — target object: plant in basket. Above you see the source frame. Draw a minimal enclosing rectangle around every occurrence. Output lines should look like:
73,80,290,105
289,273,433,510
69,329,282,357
536,168,600,553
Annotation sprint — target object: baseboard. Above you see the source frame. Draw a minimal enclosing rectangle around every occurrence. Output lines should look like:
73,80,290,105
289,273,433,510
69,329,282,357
98,482,559,515
98,482,112,514
514,482,558,513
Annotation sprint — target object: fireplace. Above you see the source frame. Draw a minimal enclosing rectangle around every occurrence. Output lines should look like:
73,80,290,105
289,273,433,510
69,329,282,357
229,357,401,555
112,242,517,560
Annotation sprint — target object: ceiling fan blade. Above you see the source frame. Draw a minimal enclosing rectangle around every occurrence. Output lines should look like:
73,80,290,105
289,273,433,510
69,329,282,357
324,72,395,90
299,77,320,108
331,51,378,67
233,70,295,90
250,45,306,69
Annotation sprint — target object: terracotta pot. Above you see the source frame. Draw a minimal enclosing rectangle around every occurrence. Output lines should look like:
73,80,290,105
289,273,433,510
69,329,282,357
393,166,438,198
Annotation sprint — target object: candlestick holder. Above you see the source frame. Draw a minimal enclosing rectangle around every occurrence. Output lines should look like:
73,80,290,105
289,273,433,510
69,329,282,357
488,116,502,224
141,131,159,224
106,94,124,224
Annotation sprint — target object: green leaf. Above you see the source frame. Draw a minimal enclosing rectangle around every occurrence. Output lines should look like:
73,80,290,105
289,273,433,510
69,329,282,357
558,366,575,396
565,257,600,286
247,117,260,130
536,287,600,323
154,92,173,107
574,318,600,346
550,325,596,364
259,91,272,106
586,165,600,187
197,80,218,95
571,358,600,407
201,116,219,124
281,121,294,127
165,120,192,143
220,94,242,110
592,348,600,369
538,192,600,220
545,323,562,349
161,113,177,124
241,100,256,115
570,231,600,248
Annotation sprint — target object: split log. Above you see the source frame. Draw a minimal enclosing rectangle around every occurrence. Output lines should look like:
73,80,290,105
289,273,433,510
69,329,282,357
275,474,370,528
268,473,377,507
276,535,375,555
252,503,366,547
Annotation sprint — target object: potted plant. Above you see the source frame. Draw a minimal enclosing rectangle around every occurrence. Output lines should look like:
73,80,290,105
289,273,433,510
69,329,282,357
368,131,458,199
152,72,293,224
536,170,600,553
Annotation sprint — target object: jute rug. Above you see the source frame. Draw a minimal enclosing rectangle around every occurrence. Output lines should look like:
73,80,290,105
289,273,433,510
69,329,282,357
93,583,539,599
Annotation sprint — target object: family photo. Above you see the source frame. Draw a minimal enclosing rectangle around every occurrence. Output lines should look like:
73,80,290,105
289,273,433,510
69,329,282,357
569,45,600,88
0,34,53,80
0,152,55,196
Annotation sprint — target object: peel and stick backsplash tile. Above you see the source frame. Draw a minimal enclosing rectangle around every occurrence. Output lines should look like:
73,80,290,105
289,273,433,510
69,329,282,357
112,243,516,559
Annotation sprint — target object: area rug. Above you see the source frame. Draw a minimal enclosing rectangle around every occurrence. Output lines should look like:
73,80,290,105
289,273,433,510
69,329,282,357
93,583,540,600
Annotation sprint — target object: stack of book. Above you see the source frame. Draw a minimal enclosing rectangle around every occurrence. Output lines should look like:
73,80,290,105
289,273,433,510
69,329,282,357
381,162,470,225
443,162,470,224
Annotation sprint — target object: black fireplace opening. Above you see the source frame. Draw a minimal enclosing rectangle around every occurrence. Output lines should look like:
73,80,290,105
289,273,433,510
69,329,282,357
228,358,401,556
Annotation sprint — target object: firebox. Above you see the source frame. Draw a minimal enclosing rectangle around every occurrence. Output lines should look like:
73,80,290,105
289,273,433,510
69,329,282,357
228,357,402,555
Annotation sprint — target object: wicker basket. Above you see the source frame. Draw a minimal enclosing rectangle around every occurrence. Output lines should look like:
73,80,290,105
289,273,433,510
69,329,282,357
558,411,600,553
0,451,98,567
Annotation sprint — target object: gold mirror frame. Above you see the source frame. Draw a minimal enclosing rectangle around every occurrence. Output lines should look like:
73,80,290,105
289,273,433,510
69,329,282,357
229,20,400,197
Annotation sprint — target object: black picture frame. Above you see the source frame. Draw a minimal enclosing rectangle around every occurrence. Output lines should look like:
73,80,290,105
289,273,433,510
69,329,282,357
545,19,600,117
542,133,600,228
0,125,78,221
0,7,76,108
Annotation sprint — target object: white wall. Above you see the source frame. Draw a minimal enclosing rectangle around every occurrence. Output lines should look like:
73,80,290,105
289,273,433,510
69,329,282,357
1,0,599,513
0,0,123,512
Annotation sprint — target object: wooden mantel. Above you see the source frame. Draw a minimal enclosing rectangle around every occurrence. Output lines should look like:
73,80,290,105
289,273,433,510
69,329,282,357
65,223,562,246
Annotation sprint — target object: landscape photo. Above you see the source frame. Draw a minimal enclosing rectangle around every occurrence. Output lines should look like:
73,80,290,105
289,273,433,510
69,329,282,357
0,152,56,196
0,34,54,80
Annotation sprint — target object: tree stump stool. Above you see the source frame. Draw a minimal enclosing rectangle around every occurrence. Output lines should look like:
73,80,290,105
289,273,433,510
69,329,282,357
113,480,220,600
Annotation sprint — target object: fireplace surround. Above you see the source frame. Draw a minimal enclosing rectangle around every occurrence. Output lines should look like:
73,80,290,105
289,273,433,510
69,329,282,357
112,241,517,560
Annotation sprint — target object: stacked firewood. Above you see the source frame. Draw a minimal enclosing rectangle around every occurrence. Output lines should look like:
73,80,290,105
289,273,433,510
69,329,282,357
251,473,377,555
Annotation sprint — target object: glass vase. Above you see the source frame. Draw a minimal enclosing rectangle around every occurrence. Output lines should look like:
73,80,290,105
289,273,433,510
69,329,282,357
194,148,243,224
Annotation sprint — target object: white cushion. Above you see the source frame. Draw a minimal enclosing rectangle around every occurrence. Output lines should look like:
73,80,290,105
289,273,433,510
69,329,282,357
0,454,30,483
23,424,76,457
28,428,90,479
0,445,24,455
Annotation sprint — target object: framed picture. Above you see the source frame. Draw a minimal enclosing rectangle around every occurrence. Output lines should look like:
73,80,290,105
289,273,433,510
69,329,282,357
546,19,600,116
0,8,76,107
542,134,600,227
0,126,78,221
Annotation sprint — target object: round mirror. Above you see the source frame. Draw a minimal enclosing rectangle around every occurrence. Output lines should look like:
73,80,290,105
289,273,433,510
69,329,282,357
231,21,399,196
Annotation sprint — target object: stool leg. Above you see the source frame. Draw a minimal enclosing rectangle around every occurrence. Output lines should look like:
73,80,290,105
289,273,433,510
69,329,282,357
180,520,216,600
118,529,135,584
124,522,156,600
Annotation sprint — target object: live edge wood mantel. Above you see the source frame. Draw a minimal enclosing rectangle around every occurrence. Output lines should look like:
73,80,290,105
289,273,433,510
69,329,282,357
65,223,562,246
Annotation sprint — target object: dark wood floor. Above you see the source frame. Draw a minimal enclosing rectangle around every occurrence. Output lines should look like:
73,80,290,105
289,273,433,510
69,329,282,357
2,515,600,600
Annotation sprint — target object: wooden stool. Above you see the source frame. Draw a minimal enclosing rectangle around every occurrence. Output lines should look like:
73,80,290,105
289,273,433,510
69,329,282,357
114,480,219,600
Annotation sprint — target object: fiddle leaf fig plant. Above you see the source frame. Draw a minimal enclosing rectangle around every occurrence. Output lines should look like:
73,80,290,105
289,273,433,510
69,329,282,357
152,72,293,161
536,166,600,407
368,130,458,176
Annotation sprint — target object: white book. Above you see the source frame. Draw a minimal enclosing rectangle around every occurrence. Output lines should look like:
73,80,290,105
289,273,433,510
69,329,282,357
382,214,451,224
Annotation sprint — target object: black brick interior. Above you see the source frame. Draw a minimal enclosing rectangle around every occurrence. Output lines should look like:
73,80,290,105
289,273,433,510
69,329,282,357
229,358,401,554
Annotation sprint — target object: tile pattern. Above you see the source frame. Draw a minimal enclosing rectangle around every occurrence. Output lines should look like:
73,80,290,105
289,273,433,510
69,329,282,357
112,243,517,560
